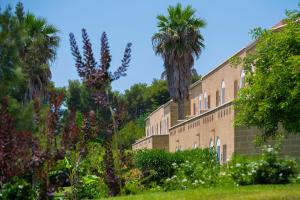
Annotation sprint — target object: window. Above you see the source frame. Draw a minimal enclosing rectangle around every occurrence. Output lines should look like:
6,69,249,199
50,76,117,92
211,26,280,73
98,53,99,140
193,142,198,149
216,90,220,107
156,124,158,135
204,92,208,109
216,137,221,162
209,138,214,149
208,95,211,109
240,70,245,88
223,144,227,164
221,80,226,104
167,117,169,129
160,121,162,134
199,95,202,111
193,102,196,115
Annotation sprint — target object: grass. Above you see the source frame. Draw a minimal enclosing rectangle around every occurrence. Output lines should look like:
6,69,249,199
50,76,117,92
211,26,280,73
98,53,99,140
107,184,300,200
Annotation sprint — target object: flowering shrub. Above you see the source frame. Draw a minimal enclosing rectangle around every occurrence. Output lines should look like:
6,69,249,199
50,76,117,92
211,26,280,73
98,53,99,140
227,146,298,185
162,157,220,191
254,146,298,184
226,156,258,185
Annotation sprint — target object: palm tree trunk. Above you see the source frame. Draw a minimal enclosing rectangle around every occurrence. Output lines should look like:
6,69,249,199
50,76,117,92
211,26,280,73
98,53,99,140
178,98,185,120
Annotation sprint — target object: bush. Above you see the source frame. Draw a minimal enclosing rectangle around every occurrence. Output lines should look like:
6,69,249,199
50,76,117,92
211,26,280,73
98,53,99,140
134,148,219,188
135,149,177,184
76,175,108,199
254,146,298,184
227,146,298,185
226,156,258,185
122,179,144,195
0,177,37,200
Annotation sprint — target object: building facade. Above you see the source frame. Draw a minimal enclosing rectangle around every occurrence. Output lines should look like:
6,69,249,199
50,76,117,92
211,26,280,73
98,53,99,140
132,23,300,163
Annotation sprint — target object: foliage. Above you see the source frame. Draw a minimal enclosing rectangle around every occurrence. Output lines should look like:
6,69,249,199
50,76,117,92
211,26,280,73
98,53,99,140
76,175,108,199
162,149,220,191
227,146,298,185
0,177,37,200
123,79,170,122
0,2,59,101
69,28,132,196
152,3,206,119
135,149,176,184
134,148,218,187
234,10,300,138
117,116,145,149
0,97,33,183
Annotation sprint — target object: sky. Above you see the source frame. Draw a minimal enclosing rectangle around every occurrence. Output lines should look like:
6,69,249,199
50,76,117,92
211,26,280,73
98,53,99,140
1,0,299,93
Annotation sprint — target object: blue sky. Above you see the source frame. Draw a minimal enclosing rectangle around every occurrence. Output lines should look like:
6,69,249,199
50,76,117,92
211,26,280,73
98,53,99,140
1,0,299,92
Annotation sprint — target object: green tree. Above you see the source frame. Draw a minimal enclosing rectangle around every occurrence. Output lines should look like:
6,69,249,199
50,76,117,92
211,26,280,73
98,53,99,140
152,3,206,119
0,2,59,102
234,10,300,139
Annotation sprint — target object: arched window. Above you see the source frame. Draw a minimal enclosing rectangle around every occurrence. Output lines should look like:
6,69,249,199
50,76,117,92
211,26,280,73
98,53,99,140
193,142,198,149
198,95,202,112
209,138,214,149
240,70,245,88
221,80,226,104
216,137,221,162
204,92,208,109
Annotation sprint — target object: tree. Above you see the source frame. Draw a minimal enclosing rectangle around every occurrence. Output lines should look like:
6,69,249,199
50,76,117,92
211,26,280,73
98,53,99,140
234,10,300,139
0,2,59,102
152,3,206,119
69,29,132,196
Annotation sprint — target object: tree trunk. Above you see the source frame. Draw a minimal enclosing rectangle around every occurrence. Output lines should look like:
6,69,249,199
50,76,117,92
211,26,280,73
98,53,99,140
178,98,185,120
103,131,121,197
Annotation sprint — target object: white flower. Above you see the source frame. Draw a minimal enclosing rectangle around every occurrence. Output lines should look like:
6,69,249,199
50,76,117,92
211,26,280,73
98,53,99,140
266,146,273,152
236,163,241,167
182,178,187,182
279,173,283,177
18,185,23,189
166,178,171,182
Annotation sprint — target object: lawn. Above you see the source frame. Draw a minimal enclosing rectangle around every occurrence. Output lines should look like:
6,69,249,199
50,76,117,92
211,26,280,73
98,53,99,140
107,184,300,200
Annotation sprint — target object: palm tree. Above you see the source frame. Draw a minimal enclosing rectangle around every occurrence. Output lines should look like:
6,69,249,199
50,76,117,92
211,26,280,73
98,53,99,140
21,12,59,101
152,3,205,119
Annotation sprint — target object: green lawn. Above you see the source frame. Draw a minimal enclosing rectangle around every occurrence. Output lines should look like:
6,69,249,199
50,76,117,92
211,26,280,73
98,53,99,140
107,184,300,200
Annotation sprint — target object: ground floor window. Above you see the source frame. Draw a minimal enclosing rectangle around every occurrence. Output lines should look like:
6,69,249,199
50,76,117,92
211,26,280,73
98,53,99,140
209,138,214,150
222,144,227,163
216,137,220,162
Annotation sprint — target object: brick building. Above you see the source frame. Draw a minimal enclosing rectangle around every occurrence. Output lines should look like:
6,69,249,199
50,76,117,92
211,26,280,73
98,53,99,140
132,22,300,163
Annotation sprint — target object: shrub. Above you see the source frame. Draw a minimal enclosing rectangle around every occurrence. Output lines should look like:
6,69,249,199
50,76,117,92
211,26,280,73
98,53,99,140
135,148,220,189
226,156,258,185
134,149,176,184
76,175,108,199
227,146,298,185
122,179,144,195
0,177,37,200
254,146,298,184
